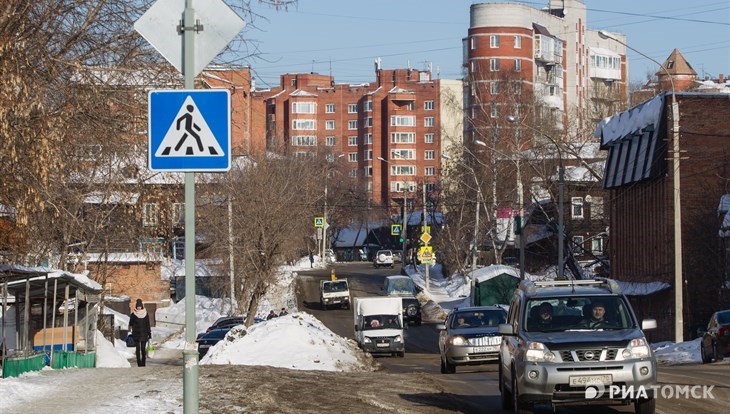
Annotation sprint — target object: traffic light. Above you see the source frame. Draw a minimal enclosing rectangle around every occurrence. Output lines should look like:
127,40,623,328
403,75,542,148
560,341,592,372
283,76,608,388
399,236,404,243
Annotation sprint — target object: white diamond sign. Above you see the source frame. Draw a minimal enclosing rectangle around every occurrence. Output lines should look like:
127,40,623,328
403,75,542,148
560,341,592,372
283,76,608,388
134,0,246,76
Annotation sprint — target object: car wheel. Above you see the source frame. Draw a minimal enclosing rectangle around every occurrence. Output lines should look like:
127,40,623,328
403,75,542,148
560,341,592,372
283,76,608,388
512,369,531,414
701,343,711,363
322,303,327,311
499,364,513,410
398,351,405,358
443,357,456,374
634,397,655,414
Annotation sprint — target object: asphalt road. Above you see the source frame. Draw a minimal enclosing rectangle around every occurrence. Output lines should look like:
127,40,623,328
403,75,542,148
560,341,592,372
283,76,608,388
296,262,730,414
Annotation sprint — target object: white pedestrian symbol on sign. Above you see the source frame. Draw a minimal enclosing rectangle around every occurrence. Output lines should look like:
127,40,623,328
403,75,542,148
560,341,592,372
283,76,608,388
155,96,224,157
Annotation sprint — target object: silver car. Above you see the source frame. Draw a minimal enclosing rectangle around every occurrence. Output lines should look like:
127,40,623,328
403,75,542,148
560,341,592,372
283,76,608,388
437,306,507,373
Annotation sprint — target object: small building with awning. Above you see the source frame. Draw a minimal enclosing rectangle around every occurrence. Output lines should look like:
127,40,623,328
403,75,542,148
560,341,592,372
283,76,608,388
1,264,102,378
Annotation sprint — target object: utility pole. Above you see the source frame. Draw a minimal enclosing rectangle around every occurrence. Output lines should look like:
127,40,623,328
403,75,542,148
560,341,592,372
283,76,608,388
402,190,407,271
557,165,565,280
423,183,429,291
322,184,327,264
471,188,480,304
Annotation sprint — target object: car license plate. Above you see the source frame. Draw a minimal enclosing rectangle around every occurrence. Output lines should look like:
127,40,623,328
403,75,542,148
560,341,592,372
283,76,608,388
376,342,389,348
569,374,612,387
473,345,498,353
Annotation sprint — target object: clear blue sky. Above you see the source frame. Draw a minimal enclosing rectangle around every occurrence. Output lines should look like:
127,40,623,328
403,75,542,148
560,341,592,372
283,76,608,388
240,0,729,88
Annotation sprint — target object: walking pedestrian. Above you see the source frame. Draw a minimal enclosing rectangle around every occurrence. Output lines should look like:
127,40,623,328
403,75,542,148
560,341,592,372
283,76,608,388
128,299,152,367
266,310,277,320
278,308,288,317
309,252,314,268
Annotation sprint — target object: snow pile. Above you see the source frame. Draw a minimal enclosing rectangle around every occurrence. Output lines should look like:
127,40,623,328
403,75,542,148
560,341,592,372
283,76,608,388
200,312,375,372
155,295,234,349
652,338,701,365
94,330,131,368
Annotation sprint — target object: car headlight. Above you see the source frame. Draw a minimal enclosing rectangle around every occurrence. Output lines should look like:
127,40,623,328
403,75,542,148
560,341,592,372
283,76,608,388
394,335,402,343
525,341,556,362
363,337,372,343
450,336,466,346
622,338,651,359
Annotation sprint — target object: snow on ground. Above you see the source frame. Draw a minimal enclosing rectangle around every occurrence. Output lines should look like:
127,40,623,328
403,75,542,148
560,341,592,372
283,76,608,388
652,338,702,365
200,312,374,372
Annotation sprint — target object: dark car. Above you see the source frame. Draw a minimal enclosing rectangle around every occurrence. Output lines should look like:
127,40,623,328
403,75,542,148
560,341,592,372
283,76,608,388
401,296,422,326
196,327,232,359
701,309,730,363
206,316,243,332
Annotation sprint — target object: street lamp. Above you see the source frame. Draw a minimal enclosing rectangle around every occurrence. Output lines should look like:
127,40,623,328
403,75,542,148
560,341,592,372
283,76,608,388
377,156,409,267
507,115,565,280
599,30,684,342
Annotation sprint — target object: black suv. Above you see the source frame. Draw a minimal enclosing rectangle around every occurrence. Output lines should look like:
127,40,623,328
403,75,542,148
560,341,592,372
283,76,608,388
498,279,657,414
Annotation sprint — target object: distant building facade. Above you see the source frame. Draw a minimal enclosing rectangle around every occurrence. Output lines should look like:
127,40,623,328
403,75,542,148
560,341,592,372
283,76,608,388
252,66,463,208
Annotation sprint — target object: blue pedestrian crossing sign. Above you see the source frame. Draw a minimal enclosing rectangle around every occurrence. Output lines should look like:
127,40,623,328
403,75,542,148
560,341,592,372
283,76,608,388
148,89,231,172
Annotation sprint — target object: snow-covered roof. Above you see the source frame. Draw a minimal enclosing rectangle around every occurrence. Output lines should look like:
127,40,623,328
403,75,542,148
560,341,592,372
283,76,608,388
594,94,664,147
83,192,139,205
388,86,414,94
161,258,224,279
364,86,382,96
290,89,318,97
474,265,521,283
0,264,102,293
84,252,164,263
615,280,671,296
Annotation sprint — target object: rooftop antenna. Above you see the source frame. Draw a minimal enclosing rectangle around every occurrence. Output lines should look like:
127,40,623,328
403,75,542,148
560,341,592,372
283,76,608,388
311,59,315,74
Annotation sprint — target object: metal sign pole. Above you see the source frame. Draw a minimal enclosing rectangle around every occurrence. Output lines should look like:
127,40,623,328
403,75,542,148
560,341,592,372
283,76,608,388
182,1,199,412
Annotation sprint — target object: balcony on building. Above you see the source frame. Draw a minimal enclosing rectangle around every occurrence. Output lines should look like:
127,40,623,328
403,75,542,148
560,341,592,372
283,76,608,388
533,24,563,65
588,48,622,81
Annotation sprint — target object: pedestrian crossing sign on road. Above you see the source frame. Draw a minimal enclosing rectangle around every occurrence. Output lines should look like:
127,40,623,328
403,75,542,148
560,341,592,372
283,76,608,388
391,224,402,236
148,89,231,172
314,217,325,228
418,246,434,264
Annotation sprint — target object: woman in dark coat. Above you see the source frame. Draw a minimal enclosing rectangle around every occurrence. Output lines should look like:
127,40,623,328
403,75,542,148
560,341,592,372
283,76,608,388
128,298,152,367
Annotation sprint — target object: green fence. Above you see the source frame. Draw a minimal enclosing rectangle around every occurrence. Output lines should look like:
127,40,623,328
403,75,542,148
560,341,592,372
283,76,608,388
51,351,96,369
2,353,47,378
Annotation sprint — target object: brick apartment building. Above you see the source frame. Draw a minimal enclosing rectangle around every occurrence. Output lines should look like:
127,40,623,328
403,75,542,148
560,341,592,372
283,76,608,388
252,65,463,208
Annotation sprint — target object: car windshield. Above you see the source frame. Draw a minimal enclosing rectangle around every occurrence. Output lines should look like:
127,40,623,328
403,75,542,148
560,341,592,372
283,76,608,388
717,311,730,324
363,314,401,329
451,310,506,329
323,281,348,292
524,296,636,332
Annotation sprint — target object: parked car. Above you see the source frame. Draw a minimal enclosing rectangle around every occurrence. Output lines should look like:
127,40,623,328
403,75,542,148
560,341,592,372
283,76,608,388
392,251,402,263
373,249,394,268
701,309,730,363
196,327,233,359
437,306,507,373
498,279,657,414
206,316,243,333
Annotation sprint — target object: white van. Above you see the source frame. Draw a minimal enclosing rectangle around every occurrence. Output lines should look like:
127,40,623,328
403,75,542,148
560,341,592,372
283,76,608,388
353,297,405,357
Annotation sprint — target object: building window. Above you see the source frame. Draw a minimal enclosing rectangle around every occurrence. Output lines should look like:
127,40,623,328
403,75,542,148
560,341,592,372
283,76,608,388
391,181,417,193
364,100,372,112
365,166,373,177
325,120,335,130
391,115,416,126
424,133,434,144
292,119,316,130
514,59,522,72
291,135,317,146
348,120,358,130
364,117,373,128
348,136,358,146
348,103,357,113
326,153,335,162
471,61,476,73
391,132,415,144
325,103,335,113
490,58,499,71
591,237,604,254
490,35,500,48
573,236,585,254
490,82,499,95
426,183,435,192
490,104,498,118
470,36,476,50
571,197,584,218
391,149,415,160
514,35,521,48
172,203,184,226
425,167,435,176
291,101,316,114
349,168,358,177
591,197,604,220
363,133,373,145
424,117,435,127
364,149,372,160
406,102,414,110
348,153,357,162
325,136,335,146
424,150,435,160
424,100,434,110
143,203,159,227
390,165,416,176
514,82,522,95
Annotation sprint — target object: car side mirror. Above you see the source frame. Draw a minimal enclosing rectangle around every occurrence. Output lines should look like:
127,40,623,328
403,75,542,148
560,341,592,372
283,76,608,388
498,323,515,335
435,323,446,331
641,319,657,330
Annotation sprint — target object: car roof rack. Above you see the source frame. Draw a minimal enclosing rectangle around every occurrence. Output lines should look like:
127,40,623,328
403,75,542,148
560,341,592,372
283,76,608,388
519,278,620,294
